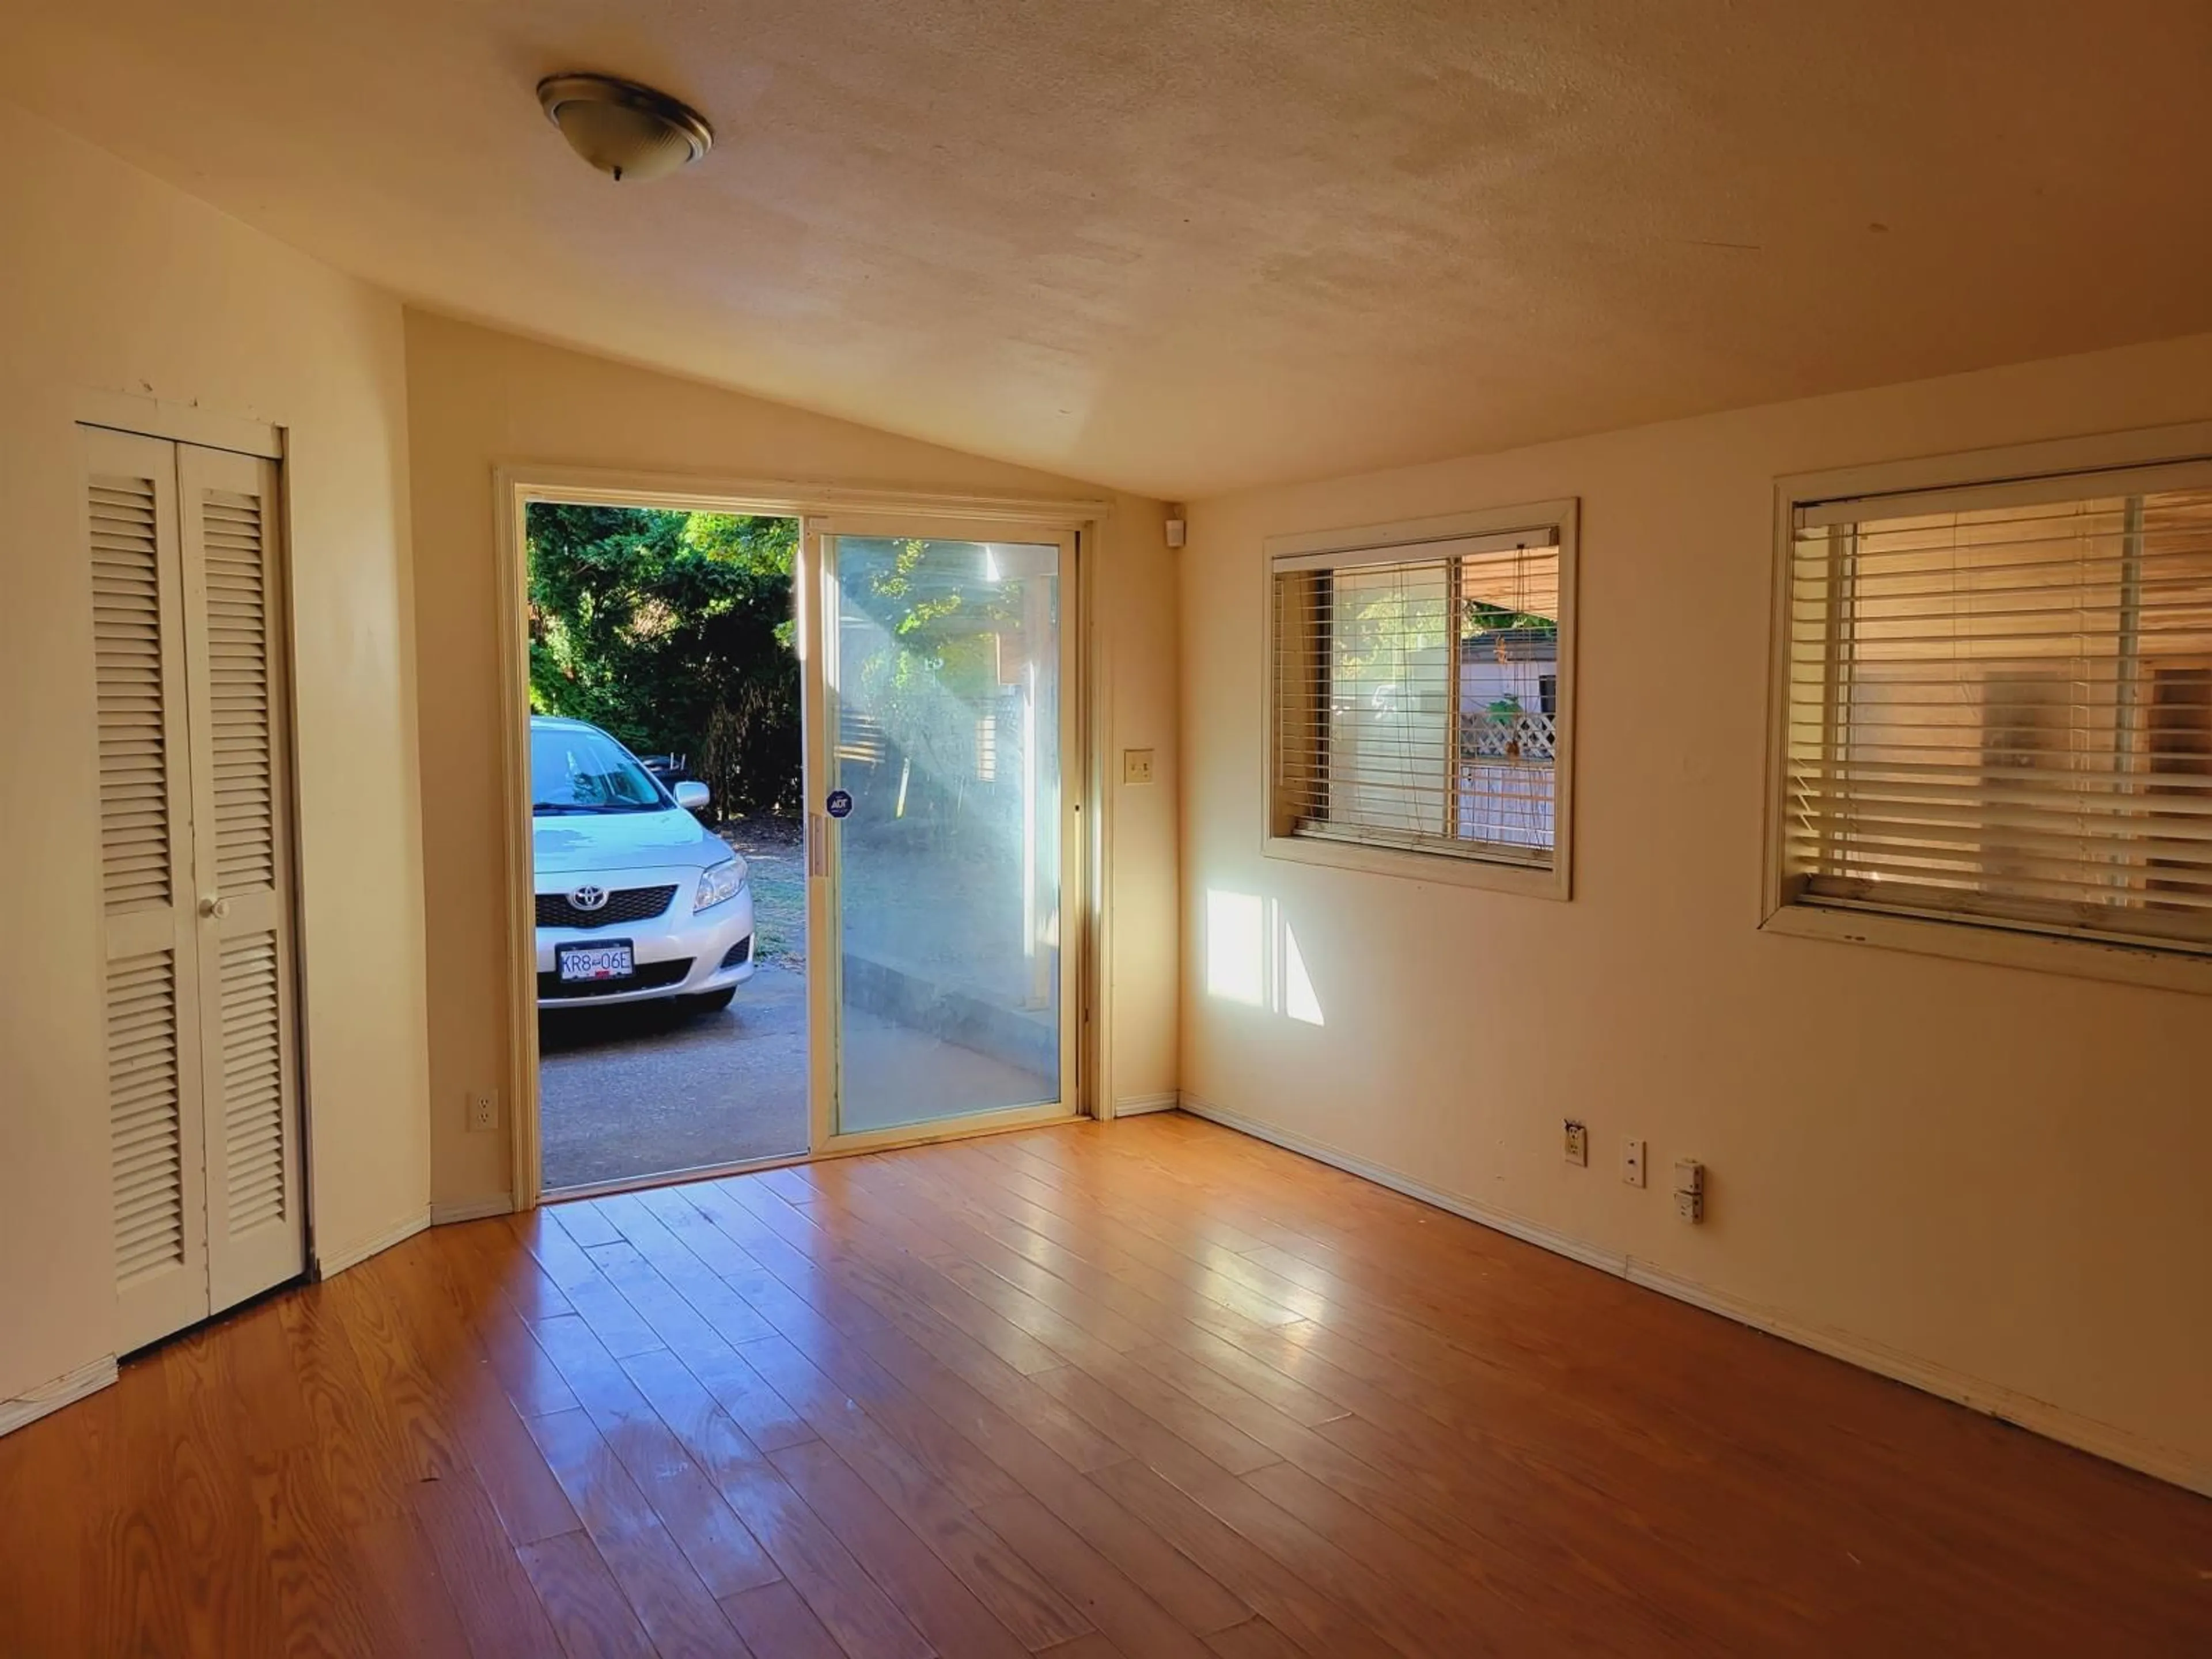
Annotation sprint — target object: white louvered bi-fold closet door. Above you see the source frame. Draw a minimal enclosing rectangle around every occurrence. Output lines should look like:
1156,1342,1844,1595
87,429,209,1351
176,442,303,1315
86,428,303,1353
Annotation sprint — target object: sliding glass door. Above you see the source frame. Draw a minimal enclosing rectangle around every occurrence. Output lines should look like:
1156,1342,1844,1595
804,520,1080,1149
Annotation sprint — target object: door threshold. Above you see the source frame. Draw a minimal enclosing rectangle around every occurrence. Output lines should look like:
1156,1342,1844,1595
542,1148,813,1204
540,1107,1093,1206
815,1102,1081,1159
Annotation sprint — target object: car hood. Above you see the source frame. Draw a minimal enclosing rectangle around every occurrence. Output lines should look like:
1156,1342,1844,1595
532,808,728,878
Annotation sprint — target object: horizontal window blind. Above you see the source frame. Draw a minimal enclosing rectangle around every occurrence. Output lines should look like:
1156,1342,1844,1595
1781,467,2212,952
1273,534,1563,865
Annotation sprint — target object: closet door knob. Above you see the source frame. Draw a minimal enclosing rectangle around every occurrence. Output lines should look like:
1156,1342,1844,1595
199,895,230,921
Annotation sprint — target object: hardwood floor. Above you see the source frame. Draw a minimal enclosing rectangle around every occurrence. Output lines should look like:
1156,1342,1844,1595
2,1113,2206,1655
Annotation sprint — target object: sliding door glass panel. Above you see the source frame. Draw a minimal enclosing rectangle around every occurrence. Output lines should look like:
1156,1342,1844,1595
829,535,1064,1134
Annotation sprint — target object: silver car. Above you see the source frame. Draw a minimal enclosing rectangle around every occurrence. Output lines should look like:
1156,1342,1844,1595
531,716,756,1010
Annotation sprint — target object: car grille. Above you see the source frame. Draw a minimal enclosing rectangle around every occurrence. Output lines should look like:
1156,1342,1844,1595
719,937,753,969
535,884,679,930
537,958,694,1000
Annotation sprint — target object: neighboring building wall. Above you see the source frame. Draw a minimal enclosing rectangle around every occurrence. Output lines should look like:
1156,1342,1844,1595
1460,657,1554,734
1179,330,2212,1490
404,313,1179,1215
0,102,431,1409
1460,653,1558,847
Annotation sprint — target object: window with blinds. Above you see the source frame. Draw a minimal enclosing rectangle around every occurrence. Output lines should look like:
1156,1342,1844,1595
1779,461,2212,954
1271,516,1570,873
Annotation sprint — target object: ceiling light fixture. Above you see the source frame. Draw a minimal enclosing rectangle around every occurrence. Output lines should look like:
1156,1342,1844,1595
536,73,713,183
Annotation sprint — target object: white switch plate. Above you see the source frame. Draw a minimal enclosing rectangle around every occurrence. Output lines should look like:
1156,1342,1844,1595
1622,1137,1646,1187
1122,748,1156,785
1562,1120,1587,1165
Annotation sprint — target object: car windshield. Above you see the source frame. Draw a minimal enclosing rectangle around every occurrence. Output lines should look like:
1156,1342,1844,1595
531,725,669,815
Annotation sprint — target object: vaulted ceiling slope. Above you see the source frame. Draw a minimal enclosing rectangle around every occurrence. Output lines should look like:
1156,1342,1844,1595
9,2,2211,499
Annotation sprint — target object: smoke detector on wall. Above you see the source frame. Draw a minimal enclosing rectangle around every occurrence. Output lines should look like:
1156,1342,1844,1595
536,73,713,182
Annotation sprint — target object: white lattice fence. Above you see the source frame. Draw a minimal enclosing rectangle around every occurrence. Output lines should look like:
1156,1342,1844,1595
1461,709,1556,762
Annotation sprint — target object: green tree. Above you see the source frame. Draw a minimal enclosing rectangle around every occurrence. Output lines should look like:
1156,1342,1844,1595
1463,599,1557,636
837,537,1030,841
526,504,801,815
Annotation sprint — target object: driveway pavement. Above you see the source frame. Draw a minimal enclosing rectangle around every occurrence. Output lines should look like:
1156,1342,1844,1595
538,960,1056,1190
539,964,809,1189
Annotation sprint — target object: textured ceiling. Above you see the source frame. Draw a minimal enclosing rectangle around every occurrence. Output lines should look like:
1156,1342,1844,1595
9,2,2212,498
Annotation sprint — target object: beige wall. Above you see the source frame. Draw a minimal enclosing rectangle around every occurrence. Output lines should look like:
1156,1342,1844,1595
405,313,1177,1213
0,104,431,1404
1179,331,2212,1490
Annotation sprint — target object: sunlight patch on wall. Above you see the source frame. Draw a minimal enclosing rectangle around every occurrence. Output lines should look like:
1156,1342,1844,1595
1282,922,1323,1027
1204,888,1324,1027
1205,890,1266,1005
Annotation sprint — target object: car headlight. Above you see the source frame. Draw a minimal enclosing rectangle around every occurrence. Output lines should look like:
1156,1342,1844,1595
694,857,748,912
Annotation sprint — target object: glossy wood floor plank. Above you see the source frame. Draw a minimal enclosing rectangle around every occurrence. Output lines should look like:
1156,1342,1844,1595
721,1577,847,1658
971,1490,1218,1659
517,1528,659,1659
2,1114,2207,1657
611,1346,935,1659
1014,1131,2082,1639
737,1332,1094,1647
411,1461,571,1659
1205,1614,1309,1659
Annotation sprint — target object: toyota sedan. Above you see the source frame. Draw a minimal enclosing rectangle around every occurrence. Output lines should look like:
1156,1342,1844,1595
531,715,756,1010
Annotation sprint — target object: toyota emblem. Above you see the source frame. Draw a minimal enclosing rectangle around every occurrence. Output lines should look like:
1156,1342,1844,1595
569,884,609,912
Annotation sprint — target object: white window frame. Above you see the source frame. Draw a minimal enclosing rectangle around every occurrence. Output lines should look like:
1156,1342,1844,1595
1262,500,1578,899
1761,419,2212,995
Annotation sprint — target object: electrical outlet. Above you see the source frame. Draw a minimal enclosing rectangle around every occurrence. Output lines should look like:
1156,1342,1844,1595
468,1089,498,1133
1673,1159,1705,1223
1562,1119,1587,1165
1622,1137,1646,1187
1122,748,1156,785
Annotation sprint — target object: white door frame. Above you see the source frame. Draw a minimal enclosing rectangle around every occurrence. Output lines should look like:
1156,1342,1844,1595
490,465,1114,1209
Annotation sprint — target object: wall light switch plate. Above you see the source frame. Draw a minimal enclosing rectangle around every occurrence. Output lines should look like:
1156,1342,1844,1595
1563,1120,1587,1165
1123,748,1156,785
1622,1138,1646,1187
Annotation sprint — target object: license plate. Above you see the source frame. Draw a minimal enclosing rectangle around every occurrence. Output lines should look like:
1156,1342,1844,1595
557,940,635,982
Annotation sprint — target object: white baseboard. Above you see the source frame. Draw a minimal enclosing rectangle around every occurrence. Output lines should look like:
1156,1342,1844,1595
430,1194,516,1226
1112,1092,1181,1117
0,1355,117,1439
1176,1092,2210,1498
315,1207,431,1278
1177,1092,1627,1275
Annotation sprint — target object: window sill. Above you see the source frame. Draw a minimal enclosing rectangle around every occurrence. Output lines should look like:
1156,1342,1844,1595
1264,833,1569,900
1760,900,2212,995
